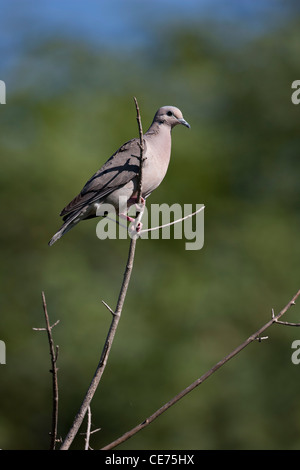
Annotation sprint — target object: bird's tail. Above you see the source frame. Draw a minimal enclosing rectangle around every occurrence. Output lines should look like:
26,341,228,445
48,214,80,246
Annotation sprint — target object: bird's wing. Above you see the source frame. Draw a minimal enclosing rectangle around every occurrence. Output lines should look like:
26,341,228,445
60,138,144,219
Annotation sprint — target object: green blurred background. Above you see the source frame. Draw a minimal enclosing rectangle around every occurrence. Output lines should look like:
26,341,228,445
0,0,300,450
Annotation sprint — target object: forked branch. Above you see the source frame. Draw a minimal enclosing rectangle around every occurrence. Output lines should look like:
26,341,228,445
33,291,59,450
101,289,300,450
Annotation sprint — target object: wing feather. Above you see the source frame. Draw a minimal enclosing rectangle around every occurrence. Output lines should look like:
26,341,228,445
60,138,143,218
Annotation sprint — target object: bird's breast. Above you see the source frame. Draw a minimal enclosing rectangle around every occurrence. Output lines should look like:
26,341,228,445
141,144,171,198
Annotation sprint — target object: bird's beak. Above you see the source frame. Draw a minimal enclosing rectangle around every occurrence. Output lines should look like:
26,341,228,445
178,118,190,128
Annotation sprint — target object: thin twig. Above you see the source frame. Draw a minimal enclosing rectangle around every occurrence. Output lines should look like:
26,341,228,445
33,319,60,331
85,406,92,450
133,96,145,204
33,292,59,450
101,300,115,315
80,406,101,450
100,205,205,237
60,98,145,450
139,205,205,234
101,289,300,450
274,321,300,326
272,307,300,326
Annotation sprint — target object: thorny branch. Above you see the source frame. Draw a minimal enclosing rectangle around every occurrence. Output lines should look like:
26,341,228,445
59,97,146,450
101,289,300,450
33,291,59,450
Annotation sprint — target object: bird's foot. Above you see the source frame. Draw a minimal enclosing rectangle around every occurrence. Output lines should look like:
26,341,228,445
119,213,143,232
120,199,144,238
129,220,143,233
127,196,145,212
119,213,135,223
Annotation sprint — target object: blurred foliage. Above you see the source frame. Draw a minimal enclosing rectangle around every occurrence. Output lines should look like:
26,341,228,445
1,12,300,450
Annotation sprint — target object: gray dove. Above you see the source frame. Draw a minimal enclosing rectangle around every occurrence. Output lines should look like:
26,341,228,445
48,105,190,246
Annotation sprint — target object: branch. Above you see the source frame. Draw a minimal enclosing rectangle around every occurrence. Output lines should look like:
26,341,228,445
33,291,59,450
133,96,145,204
101,289,300,450
272,308,300,326
60,97,145,450
139,205,205,235
85,406,92,450
81,406,101,450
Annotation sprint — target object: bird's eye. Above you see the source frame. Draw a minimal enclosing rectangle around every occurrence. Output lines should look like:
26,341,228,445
167,111,173,116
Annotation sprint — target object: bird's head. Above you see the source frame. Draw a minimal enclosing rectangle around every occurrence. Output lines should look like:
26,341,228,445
154,106,190,129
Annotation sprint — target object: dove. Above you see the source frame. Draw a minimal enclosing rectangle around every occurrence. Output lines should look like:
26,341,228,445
48,105,190,246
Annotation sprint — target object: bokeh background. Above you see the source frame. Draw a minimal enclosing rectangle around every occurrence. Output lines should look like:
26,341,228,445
1,0,300,450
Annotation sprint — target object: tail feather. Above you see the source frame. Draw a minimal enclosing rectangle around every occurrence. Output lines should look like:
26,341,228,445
48,214,80,246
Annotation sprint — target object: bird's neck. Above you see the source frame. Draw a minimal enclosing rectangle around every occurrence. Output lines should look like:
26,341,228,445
145,122,172,156
145,121,171,137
